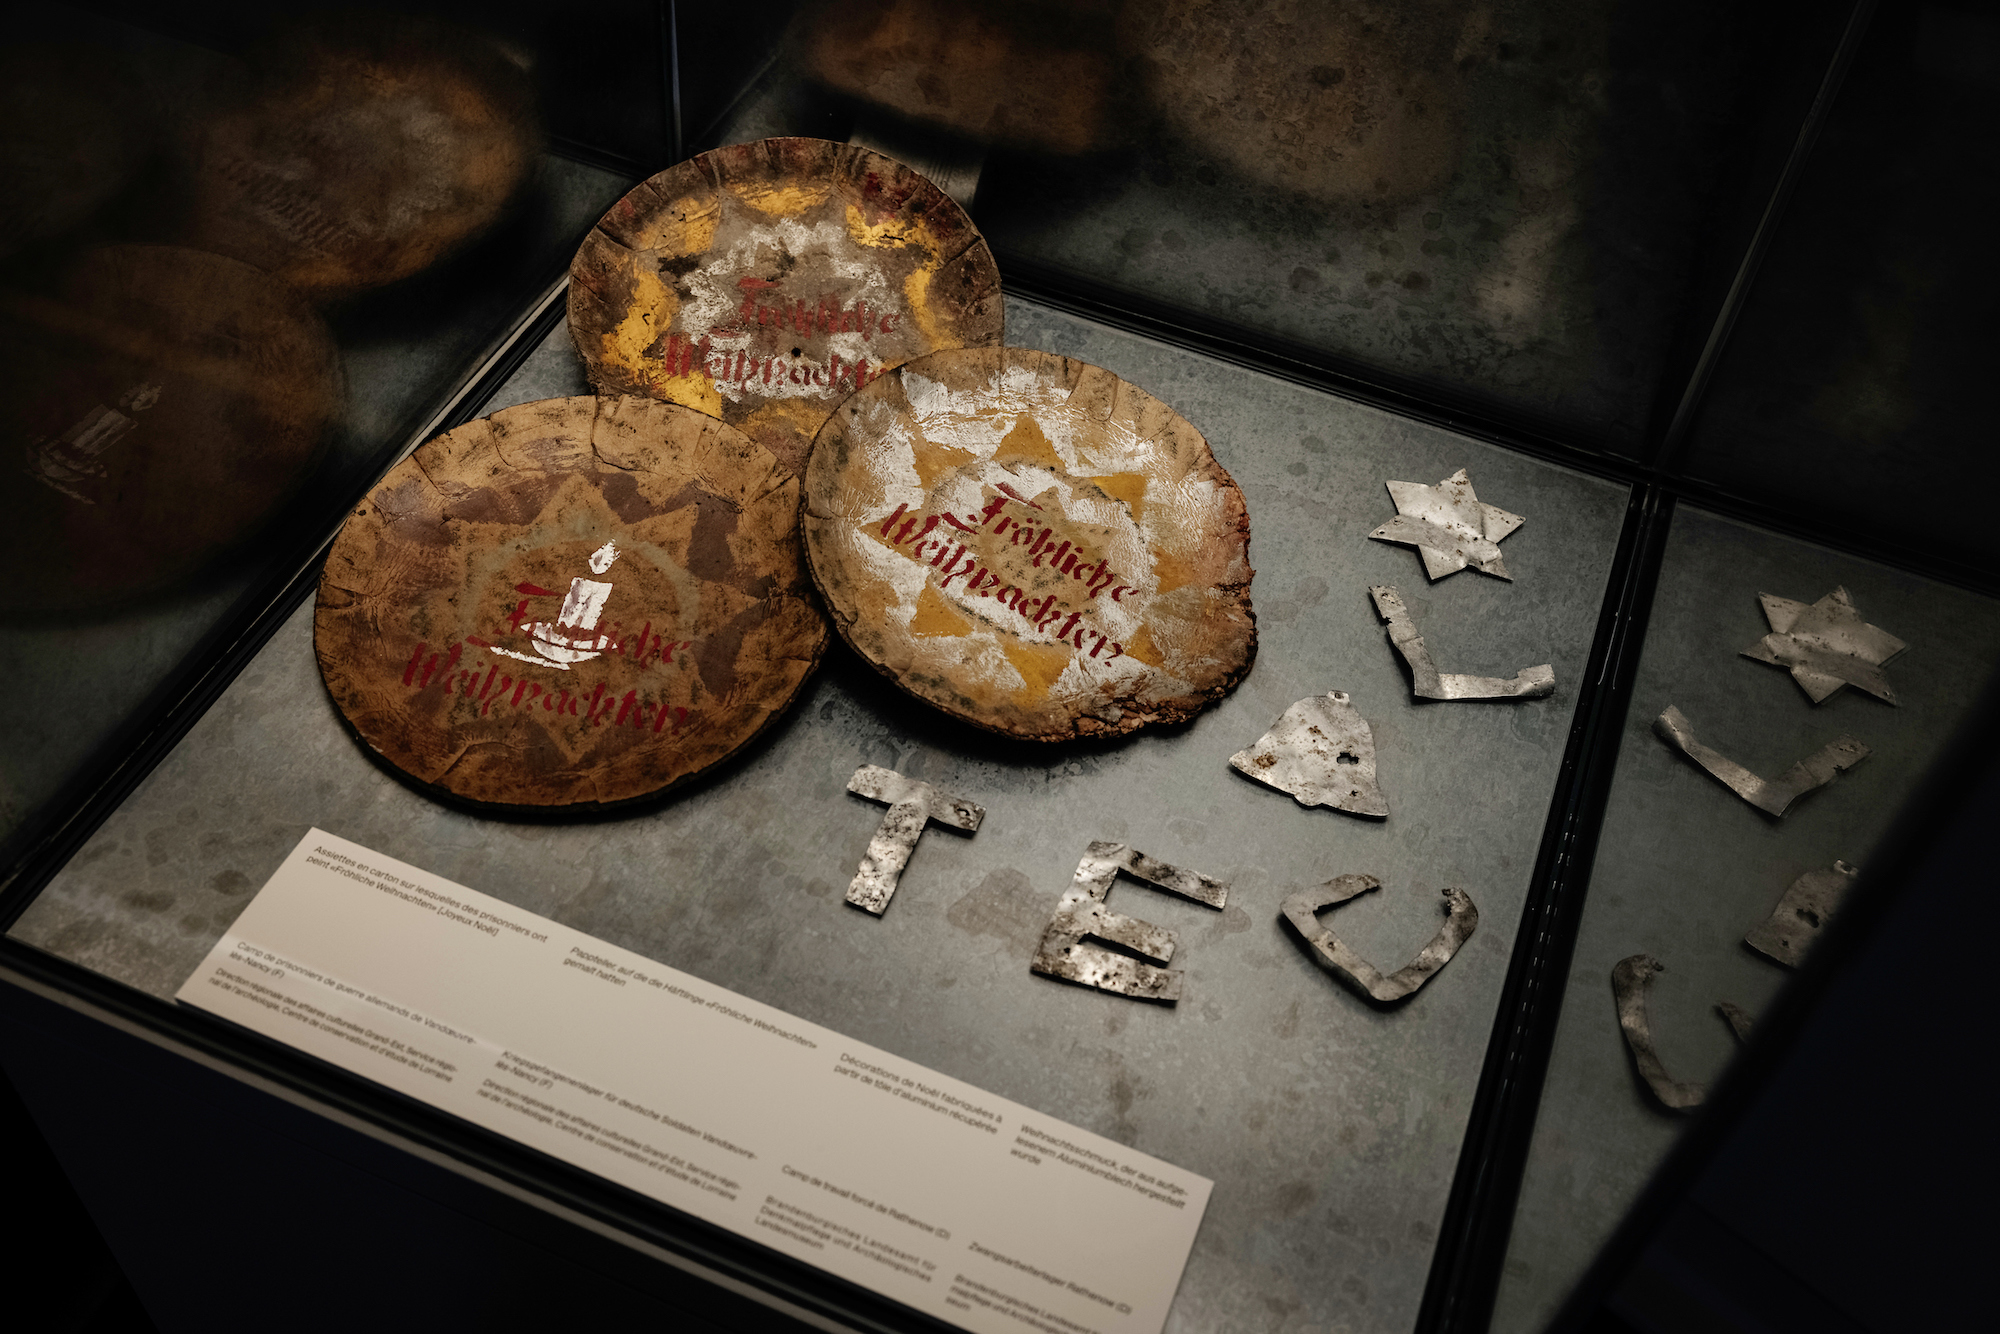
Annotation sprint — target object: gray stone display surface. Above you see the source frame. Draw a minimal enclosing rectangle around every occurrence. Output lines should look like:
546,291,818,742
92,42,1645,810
1490,506,2000,1334
13,300,1627,1332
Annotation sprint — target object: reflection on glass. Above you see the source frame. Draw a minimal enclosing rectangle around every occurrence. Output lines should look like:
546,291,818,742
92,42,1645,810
803,0,1119,157
0,42,150,256
0,7,631,866
745,0,1753,446
1,244,339,610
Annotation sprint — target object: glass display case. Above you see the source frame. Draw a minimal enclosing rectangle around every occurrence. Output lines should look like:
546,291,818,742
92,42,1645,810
1,3,1991,1331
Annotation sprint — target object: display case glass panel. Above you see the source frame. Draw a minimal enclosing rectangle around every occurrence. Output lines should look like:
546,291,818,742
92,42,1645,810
0,5,641,876
1490,506,2000,1332
2,3,1990,1331
14,300,1630,1331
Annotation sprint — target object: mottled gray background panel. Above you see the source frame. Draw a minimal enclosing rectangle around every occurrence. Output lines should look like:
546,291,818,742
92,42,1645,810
1490,506,2000,1334
13,299,1628,1333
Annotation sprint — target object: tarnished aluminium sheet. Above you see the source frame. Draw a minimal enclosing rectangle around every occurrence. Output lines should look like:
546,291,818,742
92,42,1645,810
1281,876,1478,1005
1029,842,1230,1003
1227,691,1388,819
1653,706,1868,818
1742,586,1906,705
1743,860,1857,968
1369,468,1525,581
1372,585,1555,700
1611,955,1705,1112
844,765,986,915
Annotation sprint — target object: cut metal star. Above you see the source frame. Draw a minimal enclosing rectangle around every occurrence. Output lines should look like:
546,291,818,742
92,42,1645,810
1742,586,1906,705
1369,468,1524,581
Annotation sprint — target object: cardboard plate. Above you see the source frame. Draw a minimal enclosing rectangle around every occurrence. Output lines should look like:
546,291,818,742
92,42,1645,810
802,347,1256,741
316,395,828,813
568,136,1002,481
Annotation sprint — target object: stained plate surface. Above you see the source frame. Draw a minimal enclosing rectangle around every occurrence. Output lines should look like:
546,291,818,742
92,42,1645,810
314,394,827,812
569,137,1003,479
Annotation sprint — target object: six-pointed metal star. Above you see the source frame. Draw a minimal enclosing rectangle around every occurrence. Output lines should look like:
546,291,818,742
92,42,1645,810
1368,468,1525,580
1741,586,1907,704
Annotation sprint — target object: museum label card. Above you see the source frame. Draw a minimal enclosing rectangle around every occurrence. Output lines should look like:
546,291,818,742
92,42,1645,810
178,830,1211,1334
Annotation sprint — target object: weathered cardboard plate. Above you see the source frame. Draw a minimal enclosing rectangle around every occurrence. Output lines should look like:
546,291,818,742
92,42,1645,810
802,347,1256,741
567,137,1003,481
316,395,828,814
0,244,339,611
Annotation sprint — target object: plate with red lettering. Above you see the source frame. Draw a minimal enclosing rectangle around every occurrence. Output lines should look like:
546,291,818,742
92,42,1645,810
802,347,1257,741
567,137,1003,482
315,395,828,813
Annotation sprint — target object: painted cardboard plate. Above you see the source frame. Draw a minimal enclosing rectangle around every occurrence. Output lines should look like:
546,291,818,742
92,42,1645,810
1124,2,1468,204
0,244,339,611
567,137,1003,481
316,395,828,813
802,347,1256,741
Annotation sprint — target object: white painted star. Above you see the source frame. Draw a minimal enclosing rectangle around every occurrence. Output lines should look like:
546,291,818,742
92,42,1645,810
1368,468,1524,581
1742,586,1906,705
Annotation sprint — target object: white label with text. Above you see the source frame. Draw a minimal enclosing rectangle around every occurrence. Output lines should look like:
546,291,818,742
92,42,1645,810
178,830,1210,1334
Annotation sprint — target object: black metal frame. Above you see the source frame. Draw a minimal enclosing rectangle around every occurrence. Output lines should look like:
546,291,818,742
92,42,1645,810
2,1,1970,1330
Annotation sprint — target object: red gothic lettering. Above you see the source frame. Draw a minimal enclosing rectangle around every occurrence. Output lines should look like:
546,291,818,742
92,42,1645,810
937,552,979,589
482,674,513,715
426,643,461,689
